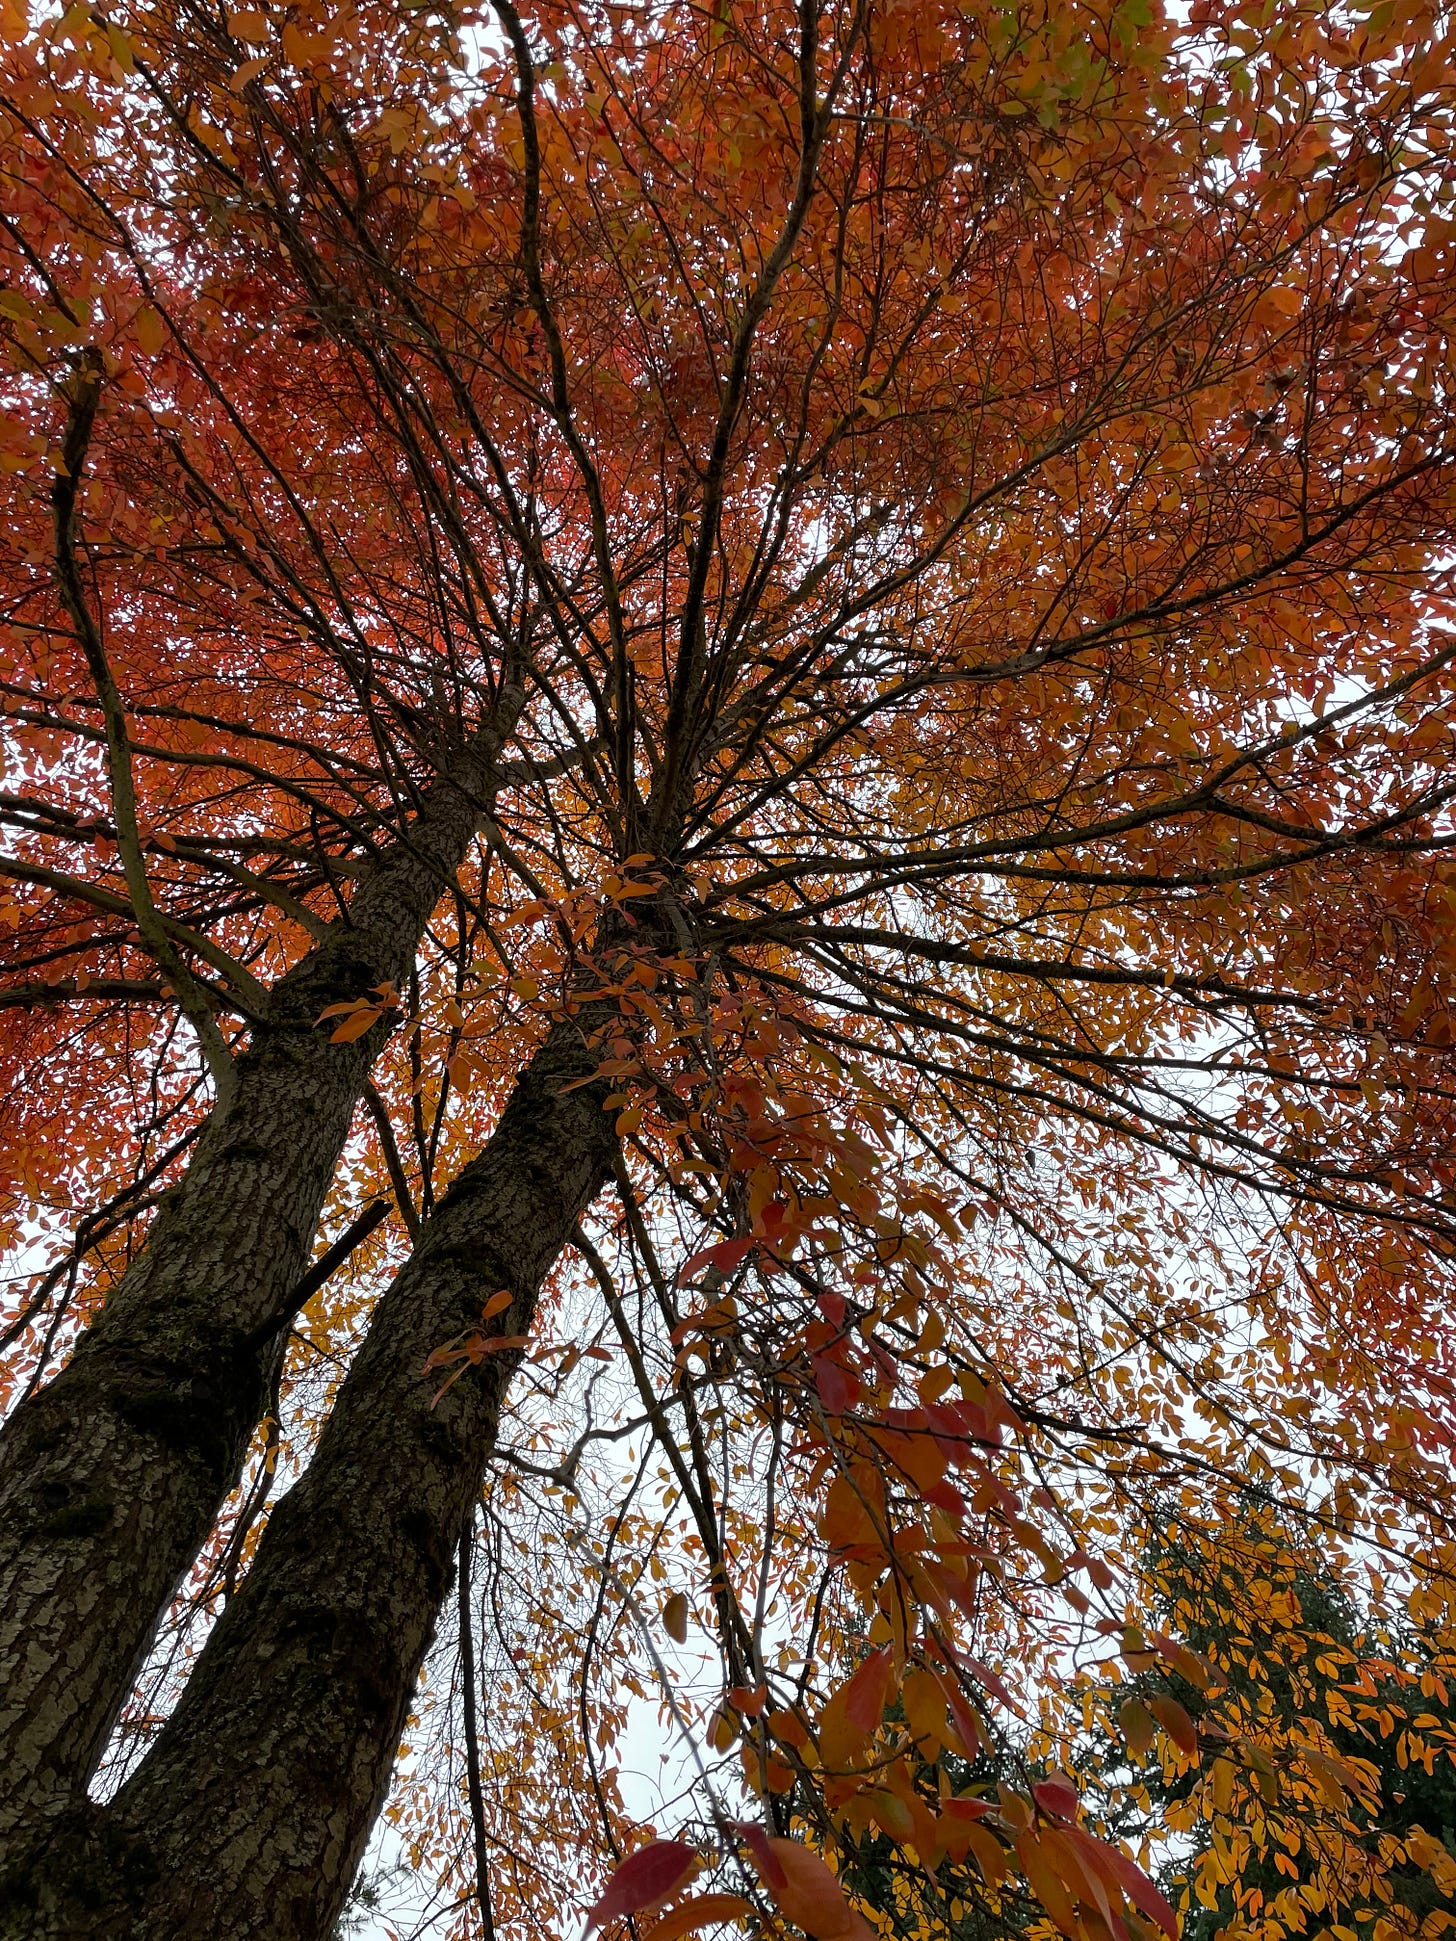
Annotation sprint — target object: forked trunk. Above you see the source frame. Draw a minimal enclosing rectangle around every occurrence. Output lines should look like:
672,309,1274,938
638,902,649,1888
0,716,516,1853
1,1016,614,1939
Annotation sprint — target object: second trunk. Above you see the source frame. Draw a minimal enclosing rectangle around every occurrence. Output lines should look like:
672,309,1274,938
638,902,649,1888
2,1013,616,1940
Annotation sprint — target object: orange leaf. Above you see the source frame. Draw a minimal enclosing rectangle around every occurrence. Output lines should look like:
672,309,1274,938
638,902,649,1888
329,1006,382,1042
821,1470,882,1551
643,1894,753,1941
961,1821,1009,1885
1017,1831,1080,1939
740,1830,874,1941
867,1786,915,1844
1064,1827,1178,1938
135,306,166,355
840,1647,893,1734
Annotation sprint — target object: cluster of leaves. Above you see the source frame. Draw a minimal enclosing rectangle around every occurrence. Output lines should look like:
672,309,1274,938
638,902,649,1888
1070,1512,1456,1941
2,0,1456,1931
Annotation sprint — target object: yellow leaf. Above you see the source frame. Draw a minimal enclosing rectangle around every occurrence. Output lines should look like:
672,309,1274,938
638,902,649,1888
902,1668,949,1752
135,305,165,355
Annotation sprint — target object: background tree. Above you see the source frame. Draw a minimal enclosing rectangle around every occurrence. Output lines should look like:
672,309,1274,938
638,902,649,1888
1,0,1455,1936
1075,1505,1456,1941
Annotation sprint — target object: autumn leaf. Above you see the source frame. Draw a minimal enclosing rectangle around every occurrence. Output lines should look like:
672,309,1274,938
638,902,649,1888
1033,1776,1080,1823
326,1006,382,1043
1070,1831,1178,1939
739,1829,875,1941
1148,1695,1199,1756
586,1841,700,1927
1119,1699,1158,1760
643,1894,753,1941
679,1237,755,1282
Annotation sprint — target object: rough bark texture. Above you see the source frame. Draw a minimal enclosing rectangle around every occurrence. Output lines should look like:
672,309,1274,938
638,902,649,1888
0,708,517,1854
0,1016,615,1940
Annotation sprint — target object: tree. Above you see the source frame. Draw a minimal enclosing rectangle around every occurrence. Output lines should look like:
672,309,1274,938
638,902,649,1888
1080,1506,1456,1941
1,0,1455,1934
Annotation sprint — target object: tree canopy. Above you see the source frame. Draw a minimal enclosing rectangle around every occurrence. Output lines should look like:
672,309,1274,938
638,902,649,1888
1,0,1455,1936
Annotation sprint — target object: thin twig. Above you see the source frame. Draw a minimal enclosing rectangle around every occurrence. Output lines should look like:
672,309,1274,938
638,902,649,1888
457,1510,497,1941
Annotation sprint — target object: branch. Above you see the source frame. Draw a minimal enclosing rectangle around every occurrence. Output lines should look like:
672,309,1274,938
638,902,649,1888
0,975,168,1011
493,0,639,835
0,856,269,1008
50,351,239,1102
362,1079,422,1244
457,1513,497,1941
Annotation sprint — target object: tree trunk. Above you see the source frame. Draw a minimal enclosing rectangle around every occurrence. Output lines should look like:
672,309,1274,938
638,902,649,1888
0,702,519,1853
1,1014,615,1940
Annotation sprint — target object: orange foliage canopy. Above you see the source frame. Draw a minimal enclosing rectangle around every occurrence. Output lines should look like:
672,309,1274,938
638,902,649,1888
2,0,1456,1935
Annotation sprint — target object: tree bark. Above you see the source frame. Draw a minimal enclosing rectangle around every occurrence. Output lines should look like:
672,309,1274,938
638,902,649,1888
0,699,520,1853
0,1013,615,1939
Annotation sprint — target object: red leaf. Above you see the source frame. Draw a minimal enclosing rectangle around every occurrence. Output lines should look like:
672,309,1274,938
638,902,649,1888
1038,1829,1126,1941
926,1561,981,1622
938,1677,984,1759
1034,1777,1079,1824
587,1841,700,1927
922,1479,966,1517
963,1653,1022,1716
1065,1828,1179,1939
942,1795,996,1824
1149,1695,1199,1754
679,1237,754,1282
816,1288,847,1329
813,1356,861,1416
736,1824,786,1894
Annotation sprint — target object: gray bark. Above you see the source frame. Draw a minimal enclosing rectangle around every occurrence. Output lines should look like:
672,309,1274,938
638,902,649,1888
0,1013,615,1939
0,699,520,1854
